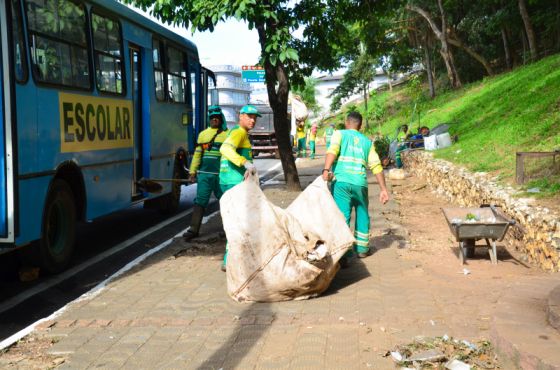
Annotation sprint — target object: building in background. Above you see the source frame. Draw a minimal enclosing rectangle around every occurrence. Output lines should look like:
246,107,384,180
313,68,392,120
208,65,252,128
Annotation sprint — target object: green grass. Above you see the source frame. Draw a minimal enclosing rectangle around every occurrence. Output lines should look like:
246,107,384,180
327,54,560,191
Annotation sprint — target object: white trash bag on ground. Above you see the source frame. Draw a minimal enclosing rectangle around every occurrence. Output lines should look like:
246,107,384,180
220,174,355,302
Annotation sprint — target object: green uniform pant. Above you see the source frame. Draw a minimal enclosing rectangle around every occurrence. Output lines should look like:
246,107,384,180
220,183,237,267
395,144,407,168
309,140,316,158
297,138,307,157
195,173,223,207
331,181,370,255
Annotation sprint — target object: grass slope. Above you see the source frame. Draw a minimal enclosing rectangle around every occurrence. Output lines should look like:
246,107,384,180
329,54,560,192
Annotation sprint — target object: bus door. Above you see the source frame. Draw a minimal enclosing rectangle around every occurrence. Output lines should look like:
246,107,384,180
130,45,144,196
202,67,218,112
0,4,14,242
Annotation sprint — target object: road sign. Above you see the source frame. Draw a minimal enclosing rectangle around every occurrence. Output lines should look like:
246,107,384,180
242,65,265,83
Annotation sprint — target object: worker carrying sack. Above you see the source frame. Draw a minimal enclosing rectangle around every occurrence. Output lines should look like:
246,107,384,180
220,174,355,302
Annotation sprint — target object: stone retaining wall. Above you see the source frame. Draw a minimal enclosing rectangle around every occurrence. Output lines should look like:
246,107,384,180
402,150,560,272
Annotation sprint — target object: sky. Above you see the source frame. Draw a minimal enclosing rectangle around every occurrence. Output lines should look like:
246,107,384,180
129,5,262,67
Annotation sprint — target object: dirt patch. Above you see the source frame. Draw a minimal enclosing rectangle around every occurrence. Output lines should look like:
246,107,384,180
0,335,64,370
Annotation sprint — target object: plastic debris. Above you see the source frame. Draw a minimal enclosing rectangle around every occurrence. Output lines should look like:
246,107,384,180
390,351,404,362
442,334,450,341
430,320,436,326
461,268,471,275
306,243,328,262
446,359,471,370
527,187,540,193
408,349,445,362
461,340,478,351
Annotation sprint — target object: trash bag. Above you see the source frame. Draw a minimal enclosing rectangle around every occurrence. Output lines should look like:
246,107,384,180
220,174,355,302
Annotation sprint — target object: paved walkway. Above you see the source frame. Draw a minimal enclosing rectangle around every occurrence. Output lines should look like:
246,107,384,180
1,148,560,369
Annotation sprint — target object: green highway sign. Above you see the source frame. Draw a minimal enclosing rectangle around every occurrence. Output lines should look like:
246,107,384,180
242,66,265,83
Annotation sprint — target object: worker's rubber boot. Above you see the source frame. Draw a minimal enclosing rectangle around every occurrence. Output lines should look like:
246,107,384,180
183,205,205,241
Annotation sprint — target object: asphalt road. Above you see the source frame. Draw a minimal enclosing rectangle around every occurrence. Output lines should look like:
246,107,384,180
0,155,282,342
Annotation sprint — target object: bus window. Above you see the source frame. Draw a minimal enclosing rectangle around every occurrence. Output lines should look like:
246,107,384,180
167,46,186,103
11,0,27,82
91,12,124,94
190,66,197,118
152,38,165,101
24,0,90,89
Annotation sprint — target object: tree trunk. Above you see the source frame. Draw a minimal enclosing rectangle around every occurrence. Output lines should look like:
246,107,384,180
501,27,512,70
518,0,538,61
521,29,528,64
556,0,560,51
257,24,301,191
424,44,436,98
407,3,461,88
447,36,494,76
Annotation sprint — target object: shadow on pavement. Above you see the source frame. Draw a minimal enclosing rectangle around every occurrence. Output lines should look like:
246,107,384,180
197,303,272,369
370,233,407,252
323,259,371,296
452,242,532,268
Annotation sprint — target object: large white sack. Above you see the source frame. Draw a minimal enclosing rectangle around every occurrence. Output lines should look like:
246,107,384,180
220,175,355,302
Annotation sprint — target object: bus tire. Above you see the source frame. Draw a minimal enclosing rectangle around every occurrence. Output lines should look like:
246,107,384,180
39,180,76,273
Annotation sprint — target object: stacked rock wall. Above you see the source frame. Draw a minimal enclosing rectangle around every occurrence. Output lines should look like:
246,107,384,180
402,150,560,272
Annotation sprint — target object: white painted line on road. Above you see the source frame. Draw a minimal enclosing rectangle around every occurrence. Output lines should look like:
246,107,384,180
0,304,68,350
0,205,200,316
265,161,282,174
202,210,220,224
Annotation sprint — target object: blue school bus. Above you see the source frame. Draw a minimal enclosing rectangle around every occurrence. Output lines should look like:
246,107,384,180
0,0,215,272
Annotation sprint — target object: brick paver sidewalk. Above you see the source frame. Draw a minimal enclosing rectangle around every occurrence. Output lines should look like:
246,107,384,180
1,148,559,369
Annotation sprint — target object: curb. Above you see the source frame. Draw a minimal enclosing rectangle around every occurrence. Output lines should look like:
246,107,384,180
547,284,560,333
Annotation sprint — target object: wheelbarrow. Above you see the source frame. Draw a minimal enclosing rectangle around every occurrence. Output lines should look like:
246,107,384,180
442,205,515,265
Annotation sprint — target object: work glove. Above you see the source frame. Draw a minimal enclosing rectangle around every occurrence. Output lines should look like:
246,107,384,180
243,161,256,179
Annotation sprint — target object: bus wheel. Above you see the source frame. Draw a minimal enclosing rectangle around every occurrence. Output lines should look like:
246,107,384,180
39,180,76,273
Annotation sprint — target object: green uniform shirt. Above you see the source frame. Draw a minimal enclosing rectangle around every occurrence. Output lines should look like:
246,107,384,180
219,125,253,185
327,129,383,188
325,127,335,139
189,127,228,175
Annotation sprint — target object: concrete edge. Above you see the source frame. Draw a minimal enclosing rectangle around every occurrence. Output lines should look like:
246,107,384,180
491,316,560,370
547,284,560,333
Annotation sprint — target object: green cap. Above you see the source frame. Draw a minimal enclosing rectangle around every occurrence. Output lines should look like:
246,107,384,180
239,105,262,117
208,105,228,131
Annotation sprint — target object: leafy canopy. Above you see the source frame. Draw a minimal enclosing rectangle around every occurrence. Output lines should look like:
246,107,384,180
123,0,363,88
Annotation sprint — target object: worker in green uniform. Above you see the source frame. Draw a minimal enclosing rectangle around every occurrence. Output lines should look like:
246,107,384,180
322,111,389,266
183,106,229,241
308,123,318,159
324,123,335,149
296,122,307,157
219,104,260,271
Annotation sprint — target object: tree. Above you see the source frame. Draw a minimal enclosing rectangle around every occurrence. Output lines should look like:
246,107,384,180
329,52,376,117
518,0,538,61
124,0,360,191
